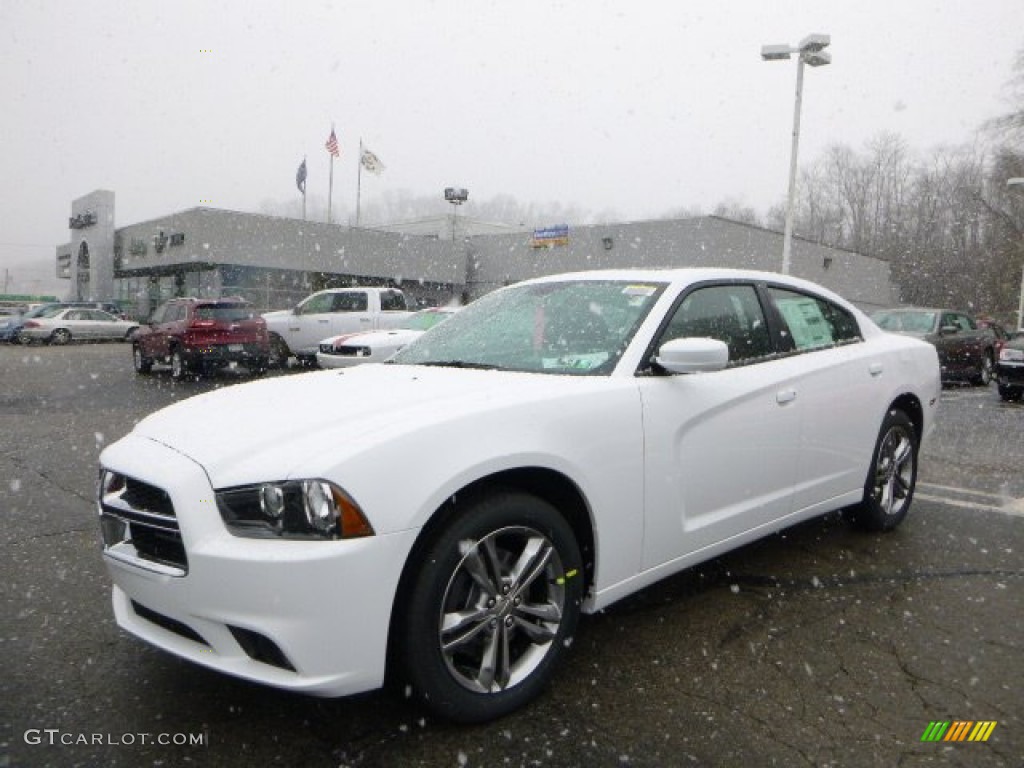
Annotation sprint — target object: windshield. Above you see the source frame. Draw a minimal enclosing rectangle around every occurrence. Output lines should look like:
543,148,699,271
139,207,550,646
872,310,937,334
393,279,666,375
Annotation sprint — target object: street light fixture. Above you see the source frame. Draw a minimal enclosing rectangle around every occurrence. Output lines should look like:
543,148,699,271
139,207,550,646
761,33,832,275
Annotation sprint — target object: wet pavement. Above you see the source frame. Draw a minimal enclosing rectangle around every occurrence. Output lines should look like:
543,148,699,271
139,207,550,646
1,343,1021,767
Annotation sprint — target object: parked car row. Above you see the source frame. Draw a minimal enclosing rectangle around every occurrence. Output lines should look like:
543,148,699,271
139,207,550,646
0,301,131,344
5,305,137,345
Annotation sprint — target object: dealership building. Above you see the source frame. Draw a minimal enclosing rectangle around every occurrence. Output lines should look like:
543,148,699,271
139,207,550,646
57,189,896,318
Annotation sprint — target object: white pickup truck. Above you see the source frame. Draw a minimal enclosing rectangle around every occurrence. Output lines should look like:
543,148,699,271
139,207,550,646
263,287,413,366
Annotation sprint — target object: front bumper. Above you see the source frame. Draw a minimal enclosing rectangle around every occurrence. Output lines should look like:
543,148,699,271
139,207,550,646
996,361,1024,388
99,434,417,697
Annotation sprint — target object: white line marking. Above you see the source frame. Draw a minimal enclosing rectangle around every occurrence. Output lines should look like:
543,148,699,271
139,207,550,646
916,493,1024,518
918,482,1010,502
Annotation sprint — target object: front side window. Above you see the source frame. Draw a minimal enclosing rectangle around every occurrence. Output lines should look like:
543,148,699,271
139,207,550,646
656,284,773,364
941,312,975,332
297,293,335,315
769,287,862,352
393,279,666,375
149,304,168,324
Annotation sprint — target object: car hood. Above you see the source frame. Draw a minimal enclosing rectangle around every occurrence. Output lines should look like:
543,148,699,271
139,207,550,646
129,364,597,488
322,329,422,348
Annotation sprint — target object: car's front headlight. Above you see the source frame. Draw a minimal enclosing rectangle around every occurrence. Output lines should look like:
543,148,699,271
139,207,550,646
216,480,374,540
999,347,1024,363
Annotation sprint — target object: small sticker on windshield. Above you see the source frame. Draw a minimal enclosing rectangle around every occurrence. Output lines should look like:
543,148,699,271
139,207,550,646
622,285,657,297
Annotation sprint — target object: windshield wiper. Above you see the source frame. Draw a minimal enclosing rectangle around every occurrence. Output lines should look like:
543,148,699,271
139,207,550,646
415,360,503,370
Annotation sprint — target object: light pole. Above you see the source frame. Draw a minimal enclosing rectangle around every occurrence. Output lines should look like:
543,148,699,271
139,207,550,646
762,33,832,275
445,187,468,241
1008,178,1024,331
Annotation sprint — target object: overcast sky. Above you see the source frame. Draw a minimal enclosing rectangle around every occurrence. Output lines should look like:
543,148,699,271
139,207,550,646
1,0,1020,295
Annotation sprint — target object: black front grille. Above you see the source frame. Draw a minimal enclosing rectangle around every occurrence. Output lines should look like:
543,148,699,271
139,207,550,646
122,478,174,517
100,473,187,573
130,524,187,569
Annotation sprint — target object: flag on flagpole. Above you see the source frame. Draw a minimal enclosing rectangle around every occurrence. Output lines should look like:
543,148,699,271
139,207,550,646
295,159,307,193
325,129,340,157
360,147,385,175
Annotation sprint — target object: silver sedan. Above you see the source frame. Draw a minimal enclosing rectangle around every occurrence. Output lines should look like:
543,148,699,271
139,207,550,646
19,308,139,345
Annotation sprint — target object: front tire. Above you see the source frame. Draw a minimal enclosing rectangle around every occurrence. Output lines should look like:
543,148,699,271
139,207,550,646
973,353,994,386
398,490,583,723
848,409,918,532
132,344,153,374
267,334,291,369
170,348,190,380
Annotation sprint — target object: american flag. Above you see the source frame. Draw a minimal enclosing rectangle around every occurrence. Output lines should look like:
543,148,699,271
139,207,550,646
325,129,340,157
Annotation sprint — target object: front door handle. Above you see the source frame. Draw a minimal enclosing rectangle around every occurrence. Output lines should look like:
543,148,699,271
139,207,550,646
869,362,884,377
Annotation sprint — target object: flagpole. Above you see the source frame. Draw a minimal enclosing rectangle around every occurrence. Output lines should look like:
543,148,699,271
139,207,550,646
356,139,364,227
327,150,334,225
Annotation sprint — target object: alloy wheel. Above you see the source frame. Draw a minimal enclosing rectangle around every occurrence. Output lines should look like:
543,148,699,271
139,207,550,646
871,424,915,517
439,525,566,694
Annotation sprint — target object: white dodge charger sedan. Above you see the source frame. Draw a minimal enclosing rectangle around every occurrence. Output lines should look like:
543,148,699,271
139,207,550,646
97,269,940,723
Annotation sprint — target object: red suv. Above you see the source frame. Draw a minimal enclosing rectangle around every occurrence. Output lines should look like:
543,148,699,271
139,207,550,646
132,297,270,379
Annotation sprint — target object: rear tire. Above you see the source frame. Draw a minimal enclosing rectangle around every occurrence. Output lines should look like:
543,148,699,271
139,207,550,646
268,334,291,369
848,409,918,532
50,328,72,345
396,490,583,723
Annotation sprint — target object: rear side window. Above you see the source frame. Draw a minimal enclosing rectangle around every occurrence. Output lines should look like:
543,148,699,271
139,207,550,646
380,290,407,312
768,288,862,352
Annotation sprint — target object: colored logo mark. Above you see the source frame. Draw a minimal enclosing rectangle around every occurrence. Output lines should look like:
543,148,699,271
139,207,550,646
921,721,997,742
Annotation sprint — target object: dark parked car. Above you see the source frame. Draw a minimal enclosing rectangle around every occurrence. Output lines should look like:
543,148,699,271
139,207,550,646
132,297,270,380
995,333,1024,401
871,308,997,385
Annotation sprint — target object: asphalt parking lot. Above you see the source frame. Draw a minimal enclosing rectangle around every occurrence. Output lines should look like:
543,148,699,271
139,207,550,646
1,342,1022,767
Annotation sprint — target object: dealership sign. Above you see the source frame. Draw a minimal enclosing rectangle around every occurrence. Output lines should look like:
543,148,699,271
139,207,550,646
530,224,569,248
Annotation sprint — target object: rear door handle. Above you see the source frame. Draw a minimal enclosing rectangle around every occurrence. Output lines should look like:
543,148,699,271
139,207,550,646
776,389,797,405
869,362,884,377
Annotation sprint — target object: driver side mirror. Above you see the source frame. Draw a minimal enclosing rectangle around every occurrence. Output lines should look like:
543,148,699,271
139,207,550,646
655,337,729,374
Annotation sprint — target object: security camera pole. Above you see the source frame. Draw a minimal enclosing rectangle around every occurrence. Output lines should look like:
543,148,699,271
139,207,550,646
761,34,832,275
